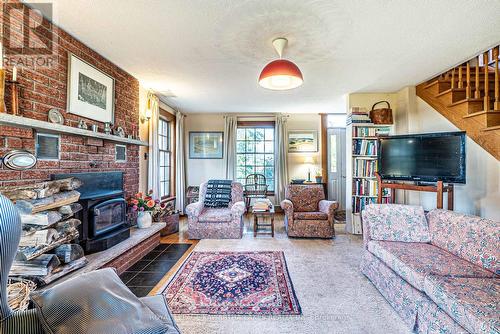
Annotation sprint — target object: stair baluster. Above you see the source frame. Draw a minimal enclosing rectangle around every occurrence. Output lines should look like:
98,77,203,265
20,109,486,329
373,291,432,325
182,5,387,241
475,57,480,99
458,65,463,88
466,62,471,99
484,52,490,111
451,68,455,89
494,46,499,111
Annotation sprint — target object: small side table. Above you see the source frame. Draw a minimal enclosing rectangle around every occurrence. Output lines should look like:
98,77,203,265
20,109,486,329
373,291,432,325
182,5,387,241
252,207,275,237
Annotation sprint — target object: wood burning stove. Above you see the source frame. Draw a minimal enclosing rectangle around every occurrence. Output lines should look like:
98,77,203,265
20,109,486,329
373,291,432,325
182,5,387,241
51,172,130,254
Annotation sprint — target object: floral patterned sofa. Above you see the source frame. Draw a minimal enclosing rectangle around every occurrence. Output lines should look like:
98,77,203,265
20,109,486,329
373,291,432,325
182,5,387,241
361,204,499,334
280,184,338,238
186,181,246,239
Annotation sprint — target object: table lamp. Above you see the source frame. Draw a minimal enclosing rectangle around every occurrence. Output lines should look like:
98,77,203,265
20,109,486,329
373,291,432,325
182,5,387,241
304,157,314,182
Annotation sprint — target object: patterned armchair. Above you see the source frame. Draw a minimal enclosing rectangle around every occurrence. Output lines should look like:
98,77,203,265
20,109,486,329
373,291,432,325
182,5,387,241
281,184,338,238
186,181,246,239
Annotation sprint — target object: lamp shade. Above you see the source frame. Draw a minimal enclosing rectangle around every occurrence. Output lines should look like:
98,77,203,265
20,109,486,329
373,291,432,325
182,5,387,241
259,59,303,90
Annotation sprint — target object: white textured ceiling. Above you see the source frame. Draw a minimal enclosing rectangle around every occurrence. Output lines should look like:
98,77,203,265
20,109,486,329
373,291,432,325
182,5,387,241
43,0,500,113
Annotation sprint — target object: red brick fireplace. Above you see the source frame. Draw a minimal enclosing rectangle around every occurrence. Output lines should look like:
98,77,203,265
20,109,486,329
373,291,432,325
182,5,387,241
0,1,140,197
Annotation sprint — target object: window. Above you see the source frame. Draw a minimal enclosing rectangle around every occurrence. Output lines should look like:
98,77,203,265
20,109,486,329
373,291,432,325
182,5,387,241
236,124,275,192
36,133,60,160
158,118,171,198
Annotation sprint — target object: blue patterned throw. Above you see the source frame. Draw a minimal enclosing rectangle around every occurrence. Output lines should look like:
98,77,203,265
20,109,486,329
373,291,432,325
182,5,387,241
204,180,232,208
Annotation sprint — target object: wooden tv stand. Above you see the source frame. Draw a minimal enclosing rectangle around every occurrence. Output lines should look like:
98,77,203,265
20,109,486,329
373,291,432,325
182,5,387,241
375,173,454,210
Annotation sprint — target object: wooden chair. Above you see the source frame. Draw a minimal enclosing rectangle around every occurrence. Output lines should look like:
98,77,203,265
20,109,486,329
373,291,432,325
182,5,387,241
243,174,268,210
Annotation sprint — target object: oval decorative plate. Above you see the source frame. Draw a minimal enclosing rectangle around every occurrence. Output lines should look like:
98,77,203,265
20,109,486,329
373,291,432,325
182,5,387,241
2,150,37,170
48,109,64,125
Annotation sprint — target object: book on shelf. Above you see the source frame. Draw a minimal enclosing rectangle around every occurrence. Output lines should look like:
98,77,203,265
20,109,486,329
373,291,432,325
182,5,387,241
252,198,272,211
347,107,372,125
353,159,377,177
353,179,390,197
352,196,391,213
353,126,390,137
352,139,378,155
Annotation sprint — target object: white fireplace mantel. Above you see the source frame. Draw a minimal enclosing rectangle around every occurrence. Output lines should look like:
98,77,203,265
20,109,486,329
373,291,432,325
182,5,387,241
0,113,148,146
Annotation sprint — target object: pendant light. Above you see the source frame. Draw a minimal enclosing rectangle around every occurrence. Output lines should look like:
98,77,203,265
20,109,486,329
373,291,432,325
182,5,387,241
259,38,303,90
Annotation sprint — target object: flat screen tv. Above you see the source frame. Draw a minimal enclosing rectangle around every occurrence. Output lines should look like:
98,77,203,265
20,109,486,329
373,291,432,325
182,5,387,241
378,131,466,183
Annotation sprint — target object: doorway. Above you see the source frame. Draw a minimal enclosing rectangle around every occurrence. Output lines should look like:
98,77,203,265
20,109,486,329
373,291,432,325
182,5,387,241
327,127,346,210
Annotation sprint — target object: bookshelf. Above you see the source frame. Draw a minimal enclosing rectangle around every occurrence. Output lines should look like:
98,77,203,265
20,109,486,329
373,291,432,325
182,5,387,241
345,123,393,235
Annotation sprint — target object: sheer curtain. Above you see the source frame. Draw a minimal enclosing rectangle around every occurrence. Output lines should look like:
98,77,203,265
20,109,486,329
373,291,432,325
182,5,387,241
147,92,160,198
275,114,289,203
175,111,186,214
223,115,237,180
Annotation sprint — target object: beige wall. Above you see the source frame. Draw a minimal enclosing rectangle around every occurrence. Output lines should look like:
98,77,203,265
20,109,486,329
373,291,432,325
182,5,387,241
184,114,226,186
183,113,322,203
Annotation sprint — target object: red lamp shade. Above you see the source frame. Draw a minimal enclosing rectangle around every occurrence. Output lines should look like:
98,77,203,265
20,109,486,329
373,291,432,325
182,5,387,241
259,59,303,90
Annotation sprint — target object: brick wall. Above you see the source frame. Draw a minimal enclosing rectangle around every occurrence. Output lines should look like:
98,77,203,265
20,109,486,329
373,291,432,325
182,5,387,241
1,1,140,197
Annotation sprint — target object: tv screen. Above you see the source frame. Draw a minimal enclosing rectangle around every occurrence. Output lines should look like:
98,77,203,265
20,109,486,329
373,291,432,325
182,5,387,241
378,131,466,183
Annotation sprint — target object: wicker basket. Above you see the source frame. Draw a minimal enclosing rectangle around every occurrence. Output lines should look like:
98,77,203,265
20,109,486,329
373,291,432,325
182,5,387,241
7,278,36,312
369,101,393,124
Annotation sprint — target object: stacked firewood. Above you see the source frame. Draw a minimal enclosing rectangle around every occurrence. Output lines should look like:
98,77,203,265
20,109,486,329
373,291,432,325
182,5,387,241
0,178,88,286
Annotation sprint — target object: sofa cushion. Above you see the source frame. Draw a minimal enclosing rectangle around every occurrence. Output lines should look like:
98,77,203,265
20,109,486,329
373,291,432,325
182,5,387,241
293,211,328,220
427,209,500,275
368,240,496,291
424,275,500,334
285,185,325,212
198,207,232,222
364,204,431,243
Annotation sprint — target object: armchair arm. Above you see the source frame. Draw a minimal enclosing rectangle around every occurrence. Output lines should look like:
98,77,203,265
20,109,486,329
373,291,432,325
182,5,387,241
319,200,338,219
280,199,294,218
231,201,246,218
185,201,204,217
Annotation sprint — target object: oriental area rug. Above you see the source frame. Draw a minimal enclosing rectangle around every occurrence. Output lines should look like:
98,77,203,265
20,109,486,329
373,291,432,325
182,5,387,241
163,251,301,316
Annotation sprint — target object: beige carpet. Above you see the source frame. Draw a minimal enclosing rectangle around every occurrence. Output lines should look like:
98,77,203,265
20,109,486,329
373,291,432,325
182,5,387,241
164,214,411,334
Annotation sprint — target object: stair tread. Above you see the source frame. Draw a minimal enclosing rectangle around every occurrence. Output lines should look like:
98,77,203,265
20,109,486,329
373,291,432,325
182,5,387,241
448,98,483,107
483,125,500,132
435,88,464,96
463,110,500,118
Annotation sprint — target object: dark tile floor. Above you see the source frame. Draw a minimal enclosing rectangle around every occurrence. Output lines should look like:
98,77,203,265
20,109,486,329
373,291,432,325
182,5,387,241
119,243,191,297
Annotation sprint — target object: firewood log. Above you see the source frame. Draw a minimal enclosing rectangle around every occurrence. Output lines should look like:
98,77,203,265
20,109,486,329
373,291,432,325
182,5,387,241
0,178,82,201
19,228,59,247
54,219,81,235
54,244,84,264
15,191,80,214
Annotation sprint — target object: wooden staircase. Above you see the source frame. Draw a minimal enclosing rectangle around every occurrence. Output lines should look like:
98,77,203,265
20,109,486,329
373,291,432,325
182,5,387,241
416,46,500,160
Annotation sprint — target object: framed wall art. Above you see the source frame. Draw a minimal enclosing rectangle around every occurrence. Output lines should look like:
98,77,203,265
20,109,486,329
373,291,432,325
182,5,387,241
288,130,318,153
67,53,115,123
189,132,224,159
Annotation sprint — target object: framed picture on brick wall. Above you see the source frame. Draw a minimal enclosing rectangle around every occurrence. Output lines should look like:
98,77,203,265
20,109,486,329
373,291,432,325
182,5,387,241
67,53,115,123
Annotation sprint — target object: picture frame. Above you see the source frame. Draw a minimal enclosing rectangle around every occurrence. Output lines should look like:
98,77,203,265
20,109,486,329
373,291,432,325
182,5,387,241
67,53,115,123
288,130,318,153
189,132,224,159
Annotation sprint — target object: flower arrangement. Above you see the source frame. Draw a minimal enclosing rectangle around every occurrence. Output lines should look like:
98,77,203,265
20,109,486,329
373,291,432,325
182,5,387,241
128,190,165,213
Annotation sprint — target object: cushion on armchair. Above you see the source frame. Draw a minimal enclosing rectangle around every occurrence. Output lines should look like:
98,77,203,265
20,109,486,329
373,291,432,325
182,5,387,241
285,185,325,212
30,268,173,334
294,212,328,220
363,204,431,243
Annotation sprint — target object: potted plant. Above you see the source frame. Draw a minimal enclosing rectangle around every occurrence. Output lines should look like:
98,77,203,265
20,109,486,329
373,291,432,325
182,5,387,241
315,169,323,183
128,190,161,229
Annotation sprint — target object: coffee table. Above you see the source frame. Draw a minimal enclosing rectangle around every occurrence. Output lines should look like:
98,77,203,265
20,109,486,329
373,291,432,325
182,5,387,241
252,206,275,237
